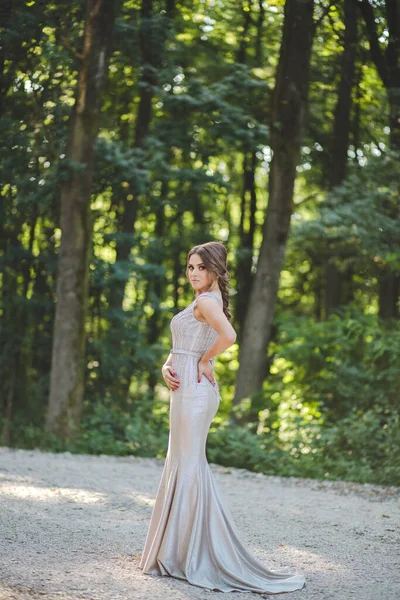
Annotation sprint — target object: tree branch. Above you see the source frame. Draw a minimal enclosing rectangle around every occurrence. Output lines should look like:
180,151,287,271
60,34,84,62
355,0,390,87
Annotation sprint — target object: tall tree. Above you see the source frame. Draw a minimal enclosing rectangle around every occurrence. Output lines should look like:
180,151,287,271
324,0,358,317
235,1,265,336
233,0,316,409
46,0,117,438
357,0,400,318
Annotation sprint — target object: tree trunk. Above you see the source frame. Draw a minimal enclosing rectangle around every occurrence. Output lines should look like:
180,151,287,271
237,1,253,64
233,0,315,409
255,0,265,65
379,274,400,319
146,180,168,393
324,0,357,317
235,2,263,337
47,0,117,438
235,151,258,336
0,0,13,116
357,0,400,318
330,0,357,188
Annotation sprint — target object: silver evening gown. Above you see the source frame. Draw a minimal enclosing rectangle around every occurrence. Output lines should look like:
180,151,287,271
139,291,306,594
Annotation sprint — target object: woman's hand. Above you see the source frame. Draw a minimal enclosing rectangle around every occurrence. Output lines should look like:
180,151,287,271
198,358,216,386
162,364,180,391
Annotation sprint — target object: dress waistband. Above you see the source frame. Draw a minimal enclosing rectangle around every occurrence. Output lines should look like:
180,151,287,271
171,348,214,363
171,349,203,358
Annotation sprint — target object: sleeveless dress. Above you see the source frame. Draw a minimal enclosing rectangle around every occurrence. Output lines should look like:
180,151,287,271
139,291,306,594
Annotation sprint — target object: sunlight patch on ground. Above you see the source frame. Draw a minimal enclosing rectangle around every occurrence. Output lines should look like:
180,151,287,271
0,482,106,504
281,546,351,573
128,491,155,507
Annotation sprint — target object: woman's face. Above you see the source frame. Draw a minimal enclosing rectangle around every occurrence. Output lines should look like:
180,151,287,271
187,253,212,293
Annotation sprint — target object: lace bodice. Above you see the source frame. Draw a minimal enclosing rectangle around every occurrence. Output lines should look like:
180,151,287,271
170,291,222,355
170,291,223,389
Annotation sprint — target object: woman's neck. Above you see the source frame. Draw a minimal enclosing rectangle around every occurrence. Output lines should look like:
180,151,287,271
197,286,220,296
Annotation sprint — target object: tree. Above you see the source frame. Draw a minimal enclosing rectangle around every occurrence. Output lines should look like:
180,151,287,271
357,0,400,318
324,0,358,317
233,0,316,410
46,0,118,438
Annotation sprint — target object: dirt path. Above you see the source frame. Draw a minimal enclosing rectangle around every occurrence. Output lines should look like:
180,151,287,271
0,447,399,600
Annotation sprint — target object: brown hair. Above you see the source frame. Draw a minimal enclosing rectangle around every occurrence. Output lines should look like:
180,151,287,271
186,241,232,322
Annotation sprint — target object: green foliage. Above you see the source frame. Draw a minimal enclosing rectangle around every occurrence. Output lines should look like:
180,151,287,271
4,394,170,459
207,401,400,486
75,397,169,458
315,404,400,486
270,309,400,417
293,150,400,271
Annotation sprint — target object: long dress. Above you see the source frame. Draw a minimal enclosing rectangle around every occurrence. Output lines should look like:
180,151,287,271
139,291,306,594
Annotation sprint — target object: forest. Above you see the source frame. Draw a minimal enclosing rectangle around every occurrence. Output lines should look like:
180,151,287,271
1,0,399,487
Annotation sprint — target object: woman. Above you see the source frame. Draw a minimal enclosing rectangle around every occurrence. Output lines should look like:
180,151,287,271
139,241,306,594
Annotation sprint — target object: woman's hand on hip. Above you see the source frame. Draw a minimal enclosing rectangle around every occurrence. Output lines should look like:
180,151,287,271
162,365,180,390
198,358,216,386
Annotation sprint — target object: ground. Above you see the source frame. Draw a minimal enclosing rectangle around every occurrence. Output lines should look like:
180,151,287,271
0,447,399,600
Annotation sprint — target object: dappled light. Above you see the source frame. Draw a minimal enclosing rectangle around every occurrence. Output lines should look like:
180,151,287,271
0,481,107,505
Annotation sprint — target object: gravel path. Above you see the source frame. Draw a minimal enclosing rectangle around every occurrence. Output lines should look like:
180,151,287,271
0,447,399,600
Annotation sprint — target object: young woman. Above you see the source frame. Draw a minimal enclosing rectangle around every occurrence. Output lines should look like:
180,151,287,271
139,241,306,594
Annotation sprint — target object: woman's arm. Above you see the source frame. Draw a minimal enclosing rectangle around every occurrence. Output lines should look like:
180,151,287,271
163,352,173,368
195,296,237,383
201,333,236,364
197,296,236,361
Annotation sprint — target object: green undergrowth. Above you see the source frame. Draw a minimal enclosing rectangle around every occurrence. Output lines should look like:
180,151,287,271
4,400,399,487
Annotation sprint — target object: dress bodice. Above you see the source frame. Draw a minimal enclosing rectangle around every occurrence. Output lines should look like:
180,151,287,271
170,291,222,356
170,291,223,388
